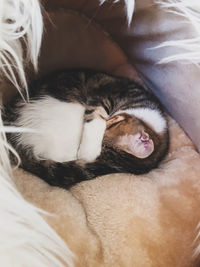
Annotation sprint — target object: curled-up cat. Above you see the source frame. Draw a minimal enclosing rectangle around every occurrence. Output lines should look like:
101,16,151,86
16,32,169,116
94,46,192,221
3,69,169,189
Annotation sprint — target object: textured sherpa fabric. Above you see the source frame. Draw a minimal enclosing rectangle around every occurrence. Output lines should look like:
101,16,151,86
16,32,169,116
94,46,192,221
9,8,200,266
2,0,200,266
41,0,200,153
13,117,200,267
0,1,73,266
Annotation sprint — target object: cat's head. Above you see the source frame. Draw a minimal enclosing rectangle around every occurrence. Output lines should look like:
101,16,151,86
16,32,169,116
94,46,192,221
104,113,167,159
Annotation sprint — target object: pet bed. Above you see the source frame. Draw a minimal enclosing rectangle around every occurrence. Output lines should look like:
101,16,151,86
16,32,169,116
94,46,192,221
1,0,200,266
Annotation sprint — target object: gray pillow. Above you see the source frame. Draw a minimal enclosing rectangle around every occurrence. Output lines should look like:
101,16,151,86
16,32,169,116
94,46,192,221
101,1,200,152
125,7,200,152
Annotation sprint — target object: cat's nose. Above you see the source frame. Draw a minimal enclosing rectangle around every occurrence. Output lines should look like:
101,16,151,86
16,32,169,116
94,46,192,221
141,131,149,141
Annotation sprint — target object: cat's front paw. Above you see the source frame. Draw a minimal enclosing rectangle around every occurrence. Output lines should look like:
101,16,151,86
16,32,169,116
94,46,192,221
85,106,108,122
78,117,106,162
78,144,102,163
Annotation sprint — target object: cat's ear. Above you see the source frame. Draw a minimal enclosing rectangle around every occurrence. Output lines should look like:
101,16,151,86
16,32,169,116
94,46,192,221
117,131,154,158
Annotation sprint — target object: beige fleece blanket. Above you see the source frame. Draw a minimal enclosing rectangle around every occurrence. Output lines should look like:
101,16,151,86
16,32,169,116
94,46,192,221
13,118,200,267
6,6,200,267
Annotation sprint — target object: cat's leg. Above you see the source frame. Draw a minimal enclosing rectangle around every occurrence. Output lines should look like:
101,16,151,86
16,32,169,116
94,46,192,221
78,106,108,162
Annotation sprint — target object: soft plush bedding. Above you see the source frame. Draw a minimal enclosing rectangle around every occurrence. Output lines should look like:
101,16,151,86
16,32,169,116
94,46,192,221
1,0,200,266
41,0,200,152
13,117,200,267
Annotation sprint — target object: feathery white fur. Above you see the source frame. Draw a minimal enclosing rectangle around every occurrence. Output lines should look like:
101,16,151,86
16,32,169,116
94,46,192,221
194,223,200,258
0,1,134,265
0,0,74,266
155,0,200,64
154,1,200,257
0,150,74,267
0,112,74,267
0,0,43,98
1,0,200,264
100,0,135,25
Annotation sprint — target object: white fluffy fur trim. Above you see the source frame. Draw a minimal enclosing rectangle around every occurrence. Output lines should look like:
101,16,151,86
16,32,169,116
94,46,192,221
156,0,200,258
100,0,135,25
0,0,74,266
194,223,200,258
155,0,200,64
0,0,43,98
0,171,74,267
0,114,74,267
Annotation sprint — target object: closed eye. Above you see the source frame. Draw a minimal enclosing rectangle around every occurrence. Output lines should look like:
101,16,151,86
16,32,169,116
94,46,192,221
106,118,125,130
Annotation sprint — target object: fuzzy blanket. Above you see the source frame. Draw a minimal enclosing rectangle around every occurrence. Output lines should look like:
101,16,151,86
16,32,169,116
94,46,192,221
13,117,200,267
1,1,200,266
11,12,200,265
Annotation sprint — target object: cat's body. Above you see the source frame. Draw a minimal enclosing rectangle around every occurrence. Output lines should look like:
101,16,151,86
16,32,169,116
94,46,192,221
3,69,169,188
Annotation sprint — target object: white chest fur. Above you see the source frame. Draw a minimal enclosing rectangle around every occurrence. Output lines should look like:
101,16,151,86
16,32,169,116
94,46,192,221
16,96,85,162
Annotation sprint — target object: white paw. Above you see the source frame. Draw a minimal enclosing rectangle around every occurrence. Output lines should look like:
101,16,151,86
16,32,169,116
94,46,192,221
78,143,102,162
78,117,106,162
94,106,109,120
85,106,109,122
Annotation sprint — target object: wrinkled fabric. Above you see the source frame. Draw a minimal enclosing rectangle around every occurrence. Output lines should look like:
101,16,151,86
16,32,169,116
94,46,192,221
42,0,200,151
3,2,200,266
116,2,200,152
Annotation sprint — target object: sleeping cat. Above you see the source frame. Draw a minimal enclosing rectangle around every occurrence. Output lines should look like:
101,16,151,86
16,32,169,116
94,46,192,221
3,69,169,189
